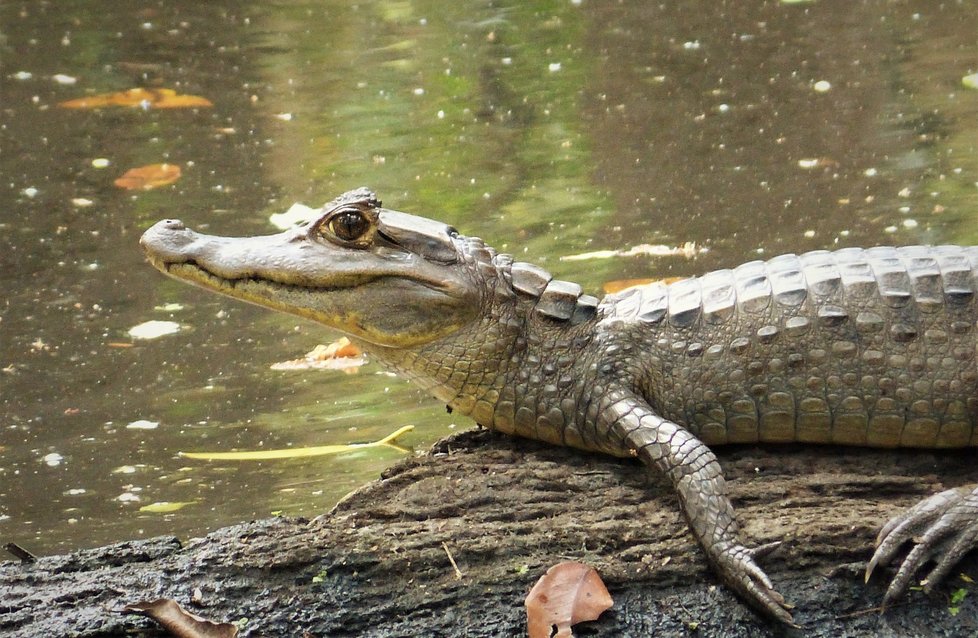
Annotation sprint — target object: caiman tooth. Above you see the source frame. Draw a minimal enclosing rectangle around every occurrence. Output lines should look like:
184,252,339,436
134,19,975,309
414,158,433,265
536,280,583,320
510,262,552,297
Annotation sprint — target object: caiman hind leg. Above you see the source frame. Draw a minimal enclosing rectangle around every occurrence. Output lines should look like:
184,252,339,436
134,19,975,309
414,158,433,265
867,484,978,605
598,392,795,625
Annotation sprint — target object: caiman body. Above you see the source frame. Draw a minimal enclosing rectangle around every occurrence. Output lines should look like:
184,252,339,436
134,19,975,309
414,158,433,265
141,188,978,625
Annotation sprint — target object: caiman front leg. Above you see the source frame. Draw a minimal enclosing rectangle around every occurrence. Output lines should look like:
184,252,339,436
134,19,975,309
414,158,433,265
867,484,978,605
598,392,795,625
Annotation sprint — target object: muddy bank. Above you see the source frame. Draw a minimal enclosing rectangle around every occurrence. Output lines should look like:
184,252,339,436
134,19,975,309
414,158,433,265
2,429,976,637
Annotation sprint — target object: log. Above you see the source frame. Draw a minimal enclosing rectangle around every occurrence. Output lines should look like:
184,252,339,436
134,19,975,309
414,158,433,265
2,428,977,637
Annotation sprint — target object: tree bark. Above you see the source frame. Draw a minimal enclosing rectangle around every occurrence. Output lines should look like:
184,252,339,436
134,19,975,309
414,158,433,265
2,428,977,637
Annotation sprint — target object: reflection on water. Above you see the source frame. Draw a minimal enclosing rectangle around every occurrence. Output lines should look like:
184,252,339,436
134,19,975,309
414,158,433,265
0,0,975,554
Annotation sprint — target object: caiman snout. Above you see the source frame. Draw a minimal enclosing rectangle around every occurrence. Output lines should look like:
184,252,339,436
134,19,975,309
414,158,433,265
140,219,200,264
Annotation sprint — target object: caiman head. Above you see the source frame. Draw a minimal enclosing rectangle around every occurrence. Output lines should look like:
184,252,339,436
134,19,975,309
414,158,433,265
139,188,484,348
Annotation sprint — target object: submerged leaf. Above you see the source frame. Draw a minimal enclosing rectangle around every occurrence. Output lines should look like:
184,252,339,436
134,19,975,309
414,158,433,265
139,501,196,513
59,87,213,109
180,425,414,461
114,163,182,190
123,598,237,637
525,562,613,638
602,276,685,294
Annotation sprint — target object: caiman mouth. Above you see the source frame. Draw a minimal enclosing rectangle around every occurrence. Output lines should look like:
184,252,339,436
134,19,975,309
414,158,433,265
162,260,379,295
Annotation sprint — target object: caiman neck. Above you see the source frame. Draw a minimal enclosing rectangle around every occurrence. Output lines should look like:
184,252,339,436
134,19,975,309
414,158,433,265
363,286,600,430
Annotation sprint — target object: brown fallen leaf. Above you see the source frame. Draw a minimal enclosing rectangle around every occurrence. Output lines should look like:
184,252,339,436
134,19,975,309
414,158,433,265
270,337,365,372
114,163,182,190
58,87,213,109
525,561,613,638
602,276,686,294
123,598,238,638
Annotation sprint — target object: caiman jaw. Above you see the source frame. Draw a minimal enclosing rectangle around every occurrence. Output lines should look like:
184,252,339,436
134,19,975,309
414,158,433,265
139,199,482,348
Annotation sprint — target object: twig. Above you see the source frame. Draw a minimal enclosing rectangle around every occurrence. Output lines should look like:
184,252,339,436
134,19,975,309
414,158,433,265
442,542,463,580
4,542,37,564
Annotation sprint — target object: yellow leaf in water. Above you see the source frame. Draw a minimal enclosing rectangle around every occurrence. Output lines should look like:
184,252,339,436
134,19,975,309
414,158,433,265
270,337,365,371
180,425,414,461
139,501,196,513
114,163,182,190
602,276,685,294
58,87,213,109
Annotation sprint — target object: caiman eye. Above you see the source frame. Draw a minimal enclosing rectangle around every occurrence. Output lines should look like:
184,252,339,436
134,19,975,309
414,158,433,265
327,209,370,242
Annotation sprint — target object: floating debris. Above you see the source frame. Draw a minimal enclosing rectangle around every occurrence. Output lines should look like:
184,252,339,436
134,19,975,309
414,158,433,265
126,420,159,430
562,242,704,262
58,87,212,109
139,501,195,513
270,338,365,372
42,452,64,467
269,202,318,230
114,163,181,190
181,425,414,461
128,320,181,340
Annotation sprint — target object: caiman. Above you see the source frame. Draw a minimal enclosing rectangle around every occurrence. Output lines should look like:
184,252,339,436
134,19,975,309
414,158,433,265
140,188,978,625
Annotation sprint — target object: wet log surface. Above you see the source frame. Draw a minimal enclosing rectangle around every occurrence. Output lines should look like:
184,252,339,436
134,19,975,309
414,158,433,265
2,428,977,637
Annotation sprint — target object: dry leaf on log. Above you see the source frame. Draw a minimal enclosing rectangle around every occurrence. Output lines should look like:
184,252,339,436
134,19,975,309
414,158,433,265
123,598,238,638
525,561,613,638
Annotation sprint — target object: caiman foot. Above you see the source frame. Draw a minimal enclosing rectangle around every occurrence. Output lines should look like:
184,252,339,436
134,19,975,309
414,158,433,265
711,540,797,626
866,485,978,606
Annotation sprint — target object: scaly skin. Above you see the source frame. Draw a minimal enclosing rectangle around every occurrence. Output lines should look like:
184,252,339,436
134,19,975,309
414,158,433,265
140,188,978,625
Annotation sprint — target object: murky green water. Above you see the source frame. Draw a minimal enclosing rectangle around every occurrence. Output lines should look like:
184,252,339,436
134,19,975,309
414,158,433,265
1,0,976,555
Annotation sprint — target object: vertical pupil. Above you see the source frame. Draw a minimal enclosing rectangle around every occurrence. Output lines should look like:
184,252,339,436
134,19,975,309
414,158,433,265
333,211,365,239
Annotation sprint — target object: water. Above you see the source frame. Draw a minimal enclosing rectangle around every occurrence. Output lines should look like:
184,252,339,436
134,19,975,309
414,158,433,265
1,0,976,555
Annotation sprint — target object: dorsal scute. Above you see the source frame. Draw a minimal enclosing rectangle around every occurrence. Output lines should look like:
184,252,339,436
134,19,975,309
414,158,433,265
766,253,808,307
510,261,552,297
462,236,496,264
866,246,913,308
700,269,736,324
667,277,703,327
799,250,842,300
931,245,977,304
537,279,583,321
504,259,597,324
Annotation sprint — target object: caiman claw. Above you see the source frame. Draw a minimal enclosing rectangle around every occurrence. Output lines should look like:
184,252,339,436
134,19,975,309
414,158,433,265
866,485,978,606
711,540,797,627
